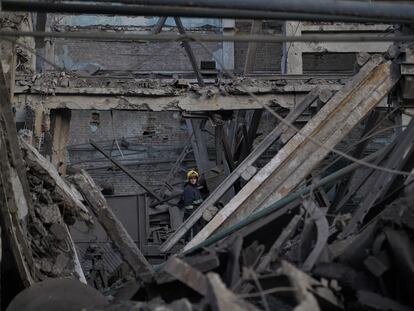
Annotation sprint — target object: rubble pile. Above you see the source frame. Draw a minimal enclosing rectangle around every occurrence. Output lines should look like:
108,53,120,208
2,50,414,311
89,109,414,310
3,138,94,283
95,182,414,310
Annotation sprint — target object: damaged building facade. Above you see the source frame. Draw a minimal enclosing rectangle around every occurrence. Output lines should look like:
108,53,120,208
1,1,414,310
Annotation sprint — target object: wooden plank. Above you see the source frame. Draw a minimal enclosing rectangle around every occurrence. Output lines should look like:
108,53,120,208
71,170,153,280
161,257,208,296
186,56,400,250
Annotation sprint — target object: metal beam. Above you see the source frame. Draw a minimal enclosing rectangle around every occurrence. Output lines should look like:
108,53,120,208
89,140,162,202
174,17,205,87
151,16,167,34
185,56,401,251
159,87,321,253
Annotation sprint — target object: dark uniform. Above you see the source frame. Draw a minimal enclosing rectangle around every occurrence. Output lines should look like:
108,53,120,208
182,182,203,219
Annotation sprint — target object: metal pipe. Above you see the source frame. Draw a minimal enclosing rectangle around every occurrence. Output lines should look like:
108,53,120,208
89,140,163,202
1,1,411,23
0,30,412,43
181,149,383,255
66,0,414,22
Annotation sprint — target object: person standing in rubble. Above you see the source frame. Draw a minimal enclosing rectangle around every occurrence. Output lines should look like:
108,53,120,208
182,169,203,220
180,169,204,240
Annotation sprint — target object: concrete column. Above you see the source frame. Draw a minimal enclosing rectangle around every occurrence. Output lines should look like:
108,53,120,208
282,21,302,74
51,109,71,174
222,19,235,72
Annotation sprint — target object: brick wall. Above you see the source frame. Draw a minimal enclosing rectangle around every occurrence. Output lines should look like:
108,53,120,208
66,109,282,195
67,110,195,194
234,20,283,74
54,40,222,73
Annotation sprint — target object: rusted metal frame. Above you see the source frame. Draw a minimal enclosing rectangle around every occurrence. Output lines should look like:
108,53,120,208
256,212,302,273
159,88,321,253
89,140,162,202
185,57,400,250
174,17,205,86
151,16,167,34
301,199,329,272
244,20,263,75
330,110,380,209
339,116,414,238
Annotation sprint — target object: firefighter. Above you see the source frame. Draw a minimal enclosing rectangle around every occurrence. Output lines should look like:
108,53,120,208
182,169,203,219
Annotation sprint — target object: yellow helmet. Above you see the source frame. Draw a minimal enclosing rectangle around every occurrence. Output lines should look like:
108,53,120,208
186,170,199,180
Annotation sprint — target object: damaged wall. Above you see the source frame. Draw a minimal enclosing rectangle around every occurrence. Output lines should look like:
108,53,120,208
67,110,193,194
66,109,285,195
46,15,223,74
